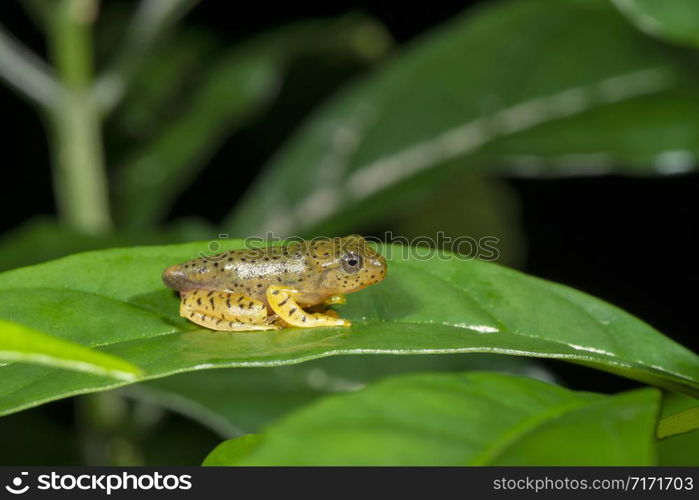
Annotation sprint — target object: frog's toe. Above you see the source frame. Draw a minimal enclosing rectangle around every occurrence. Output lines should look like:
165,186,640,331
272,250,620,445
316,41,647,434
310,313,351,327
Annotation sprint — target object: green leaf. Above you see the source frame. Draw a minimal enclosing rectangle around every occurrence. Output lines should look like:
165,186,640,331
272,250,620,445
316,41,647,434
0,240,696,417
657,392,699,465
204,434,262,466
224,0,699,236
203,372,661,465
613,0,699,47
0,319,141,381
114,15,391,229
110,27,217,138
473,91,699,176
131,354,552,435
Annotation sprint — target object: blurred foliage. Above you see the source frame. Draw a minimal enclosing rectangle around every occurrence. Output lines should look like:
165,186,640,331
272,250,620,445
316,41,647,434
112,14,392,229
613,0,699,47
391,174,525,267
0,216,213,272
0,405,83,465
0,397,222,466
225,0,699,238
130,354,554,435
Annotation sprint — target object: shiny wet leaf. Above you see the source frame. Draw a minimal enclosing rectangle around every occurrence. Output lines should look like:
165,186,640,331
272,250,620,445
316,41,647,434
203,372,661,465
0,240,696,416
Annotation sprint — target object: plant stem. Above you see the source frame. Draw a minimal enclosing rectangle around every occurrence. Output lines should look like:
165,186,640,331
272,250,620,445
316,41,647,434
47,0,112,234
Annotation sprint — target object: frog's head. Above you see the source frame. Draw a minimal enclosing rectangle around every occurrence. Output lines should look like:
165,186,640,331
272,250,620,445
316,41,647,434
316,235,387,294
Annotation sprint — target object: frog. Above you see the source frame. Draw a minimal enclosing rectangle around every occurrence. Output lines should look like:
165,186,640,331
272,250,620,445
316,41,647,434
162,235,387,331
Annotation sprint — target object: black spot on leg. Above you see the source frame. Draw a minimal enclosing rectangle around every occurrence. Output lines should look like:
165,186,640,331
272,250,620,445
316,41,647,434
209,297,215,309
279,298,288,306
197,298,202,306
272,289,279,295
289,307,297,316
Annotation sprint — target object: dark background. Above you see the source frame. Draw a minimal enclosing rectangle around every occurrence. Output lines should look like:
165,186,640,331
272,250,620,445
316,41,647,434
0,0,696,397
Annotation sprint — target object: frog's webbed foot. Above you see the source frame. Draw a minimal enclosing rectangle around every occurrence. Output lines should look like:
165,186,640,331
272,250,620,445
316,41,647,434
323,294,346,305
266,286,351,328
180,290,280,331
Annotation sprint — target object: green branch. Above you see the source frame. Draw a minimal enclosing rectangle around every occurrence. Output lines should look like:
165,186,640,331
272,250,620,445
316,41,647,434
0,23,62,107
93,0,200,113
47,0,112,234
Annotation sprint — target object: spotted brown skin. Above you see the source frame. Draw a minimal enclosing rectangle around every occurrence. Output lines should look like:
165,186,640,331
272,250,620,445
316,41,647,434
162,235,387,331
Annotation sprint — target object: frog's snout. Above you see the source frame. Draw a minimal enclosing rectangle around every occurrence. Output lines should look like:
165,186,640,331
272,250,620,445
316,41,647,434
162,264,187,290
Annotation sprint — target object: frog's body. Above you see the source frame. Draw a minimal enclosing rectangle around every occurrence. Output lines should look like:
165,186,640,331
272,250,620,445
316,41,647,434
162,235,387,331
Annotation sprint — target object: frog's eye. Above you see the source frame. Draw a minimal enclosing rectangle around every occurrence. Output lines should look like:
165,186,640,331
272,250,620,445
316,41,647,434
341,252,363,274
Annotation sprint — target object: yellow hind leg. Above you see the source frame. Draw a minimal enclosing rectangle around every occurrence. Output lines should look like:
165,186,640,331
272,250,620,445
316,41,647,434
180,290,280,331
266,286,351,328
